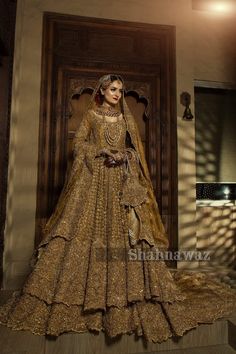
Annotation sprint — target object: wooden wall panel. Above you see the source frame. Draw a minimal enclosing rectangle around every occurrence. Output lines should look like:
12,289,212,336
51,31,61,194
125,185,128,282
0,0,17,287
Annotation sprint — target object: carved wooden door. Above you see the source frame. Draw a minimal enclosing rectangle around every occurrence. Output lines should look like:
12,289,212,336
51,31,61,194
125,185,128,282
36,13,178,253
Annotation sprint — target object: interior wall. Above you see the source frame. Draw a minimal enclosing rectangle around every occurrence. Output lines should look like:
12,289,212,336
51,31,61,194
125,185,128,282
193,9,236,83
193,8,236,271
3,0,236,288
220,93,236,181
195,89,236,183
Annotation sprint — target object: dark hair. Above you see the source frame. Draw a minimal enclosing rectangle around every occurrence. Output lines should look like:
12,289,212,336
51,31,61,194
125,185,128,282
109,74,124,84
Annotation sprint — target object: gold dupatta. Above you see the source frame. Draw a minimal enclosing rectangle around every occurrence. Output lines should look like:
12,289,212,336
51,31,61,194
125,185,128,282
121,97,169,250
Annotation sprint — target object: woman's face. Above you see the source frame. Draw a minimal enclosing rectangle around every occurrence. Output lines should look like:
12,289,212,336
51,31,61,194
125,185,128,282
101,80,123,107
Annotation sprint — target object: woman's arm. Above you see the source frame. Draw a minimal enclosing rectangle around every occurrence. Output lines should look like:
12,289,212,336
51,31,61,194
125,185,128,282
73,111,92,158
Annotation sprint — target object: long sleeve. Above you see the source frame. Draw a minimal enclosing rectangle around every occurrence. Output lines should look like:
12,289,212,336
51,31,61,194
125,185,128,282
73,110,99,175
73,111,92,158
42,111,93,238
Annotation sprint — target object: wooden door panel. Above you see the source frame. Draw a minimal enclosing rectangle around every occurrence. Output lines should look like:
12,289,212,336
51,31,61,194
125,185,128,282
35,13,177,254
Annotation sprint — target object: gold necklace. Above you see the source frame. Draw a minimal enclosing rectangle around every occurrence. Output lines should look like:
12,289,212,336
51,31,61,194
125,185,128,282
94,104,123,146
103,114,122,146
95,105,121,118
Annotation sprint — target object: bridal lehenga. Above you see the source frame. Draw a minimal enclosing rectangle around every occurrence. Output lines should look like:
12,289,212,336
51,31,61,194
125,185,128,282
0,75,235,343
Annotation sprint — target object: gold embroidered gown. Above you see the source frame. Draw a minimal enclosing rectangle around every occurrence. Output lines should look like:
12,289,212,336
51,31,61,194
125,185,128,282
0,107,236,343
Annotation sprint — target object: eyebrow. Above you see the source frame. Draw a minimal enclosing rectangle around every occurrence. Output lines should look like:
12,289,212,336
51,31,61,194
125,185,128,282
110,85,123,89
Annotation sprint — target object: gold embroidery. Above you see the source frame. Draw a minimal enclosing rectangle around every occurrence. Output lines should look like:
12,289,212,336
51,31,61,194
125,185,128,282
1,78,236,343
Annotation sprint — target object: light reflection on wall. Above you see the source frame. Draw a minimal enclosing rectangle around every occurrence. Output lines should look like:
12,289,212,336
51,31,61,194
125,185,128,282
195,89,222,182
195,87,236,182
209,1,235,12
197,205,236,270
192,0,236,14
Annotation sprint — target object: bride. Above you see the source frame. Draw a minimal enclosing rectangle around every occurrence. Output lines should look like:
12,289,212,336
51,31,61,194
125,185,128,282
0,74,235,343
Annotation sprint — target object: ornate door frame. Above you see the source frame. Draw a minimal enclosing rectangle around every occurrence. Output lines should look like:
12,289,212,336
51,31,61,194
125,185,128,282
35,13,178,257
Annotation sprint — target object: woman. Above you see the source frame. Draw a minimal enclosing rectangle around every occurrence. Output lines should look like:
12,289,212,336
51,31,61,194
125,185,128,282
0,74,235,343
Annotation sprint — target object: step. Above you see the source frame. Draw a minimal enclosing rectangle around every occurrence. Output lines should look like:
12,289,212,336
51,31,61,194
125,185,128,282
0,315,232,354
136,344,236,354
0,291,235,354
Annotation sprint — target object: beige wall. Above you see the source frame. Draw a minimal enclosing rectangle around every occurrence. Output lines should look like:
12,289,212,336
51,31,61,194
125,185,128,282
196,205,236,269
3,0,236,288
194,9,236,83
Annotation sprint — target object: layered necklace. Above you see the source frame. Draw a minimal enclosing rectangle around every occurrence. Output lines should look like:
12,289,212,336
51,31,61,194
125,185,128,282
95,105,123,146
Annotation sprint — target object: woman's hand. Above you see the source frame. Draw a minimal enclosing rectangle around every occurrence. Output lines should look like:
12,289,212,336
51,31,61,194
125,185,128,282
96,148,127,167
104,152,127,168
113,151,127,165
104,156,117,167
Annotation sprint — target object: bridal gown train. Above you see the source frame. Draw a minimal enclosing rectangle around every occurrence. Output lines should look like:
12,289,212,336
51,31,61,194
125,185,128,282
0,107,236,343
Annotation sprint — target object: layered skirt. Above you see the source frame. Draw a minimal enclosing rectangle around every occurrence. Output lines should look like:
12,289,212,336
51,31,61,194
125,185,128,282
0,157,236,343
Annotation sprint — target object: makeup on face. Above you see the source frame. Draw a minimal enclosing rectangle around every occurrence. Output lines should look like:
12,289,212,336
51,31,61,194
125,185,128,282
101,80,123,107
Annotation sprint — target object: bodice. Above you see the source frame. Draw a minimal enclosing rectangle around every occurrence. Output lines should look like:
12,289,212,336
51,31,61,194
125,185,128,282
90,110,127,150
